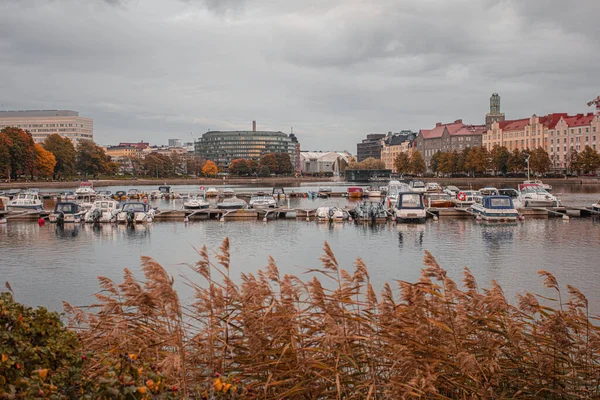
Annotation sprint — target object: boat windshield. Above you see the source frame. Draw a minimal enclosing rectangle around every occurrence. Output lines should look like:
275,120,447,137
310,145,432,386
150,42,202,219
399,194,423,208
122,203,147,212
56,203,78,213
490,198,513,208
411,181,425,188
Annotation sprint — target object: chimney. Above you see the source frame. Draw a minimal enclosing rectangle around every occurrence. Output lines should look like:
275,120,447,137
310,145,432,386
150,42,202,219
252,120,256,132
436,122,442,127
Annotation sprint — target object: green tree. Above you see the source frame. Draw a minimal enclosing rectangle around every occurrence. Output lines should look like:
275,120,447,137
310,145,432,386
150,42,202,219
76,140,113,178
430,151,442,173
465,146,490,175
577,145,600,174
1,127,35,180
34,143,56,178
42,134,76,178
528,147,552,175
201,160,218,176
274,153,293,175
259,153,279,174
246,159,258,175
185,155,205,177
394,153,410,175
568,149,581,175
490,145,510,175
257,165,271,177
507,148,526,173
409,151,426,175
0,132,12,180
229,158,250,176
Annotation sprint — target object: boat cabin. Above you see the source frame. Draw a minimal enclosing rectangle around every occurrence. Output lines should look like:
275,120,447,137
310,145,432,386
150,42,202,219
122,202,151,213
53,202,83,215
158,185,172,194
481,195,515,210
396,192,425,210
498,188,519,198
272,187,285,195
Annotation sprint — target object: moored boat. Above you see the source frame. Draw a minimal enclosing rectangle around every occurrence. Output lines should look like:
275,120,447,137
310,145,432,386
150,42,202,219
517,184,560,207
249,196,277,209
470,195,519,222
84,199,120,223
425,182,442,192
347,186,364,199
75,181,95,196
183,194,210,210
217,197,247,210
393,192,426,223
479,187,499,196
424,192,454,208
443,186,460,197
350,201,388,221
206,187,219,197
408,180,426,193
454,190,479,207
49,202,84,224
316,206,348,222
272,187,286,200
524,179,552,192
117,202,155,224
593,199,600,212
222,188,235,197
365,185,382,198
7,190,43,211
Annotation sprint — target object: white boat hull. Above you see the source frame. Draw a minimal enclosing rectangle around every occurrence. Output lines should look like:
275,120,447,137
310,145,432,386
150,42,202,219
395,209,426,223
471,204,519,221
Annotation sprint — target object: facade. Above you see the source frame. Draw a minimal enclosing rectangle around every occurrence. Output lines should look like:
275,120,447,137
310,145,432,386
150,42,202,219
416,120,486,170
485,93,505,130
0,110,93,145
299,151,352,175
552,113,599,170
356,134,386,162
195,128,299,169
105,145,143,159
380,131,417,173
119,141,150,149
168,139,182,147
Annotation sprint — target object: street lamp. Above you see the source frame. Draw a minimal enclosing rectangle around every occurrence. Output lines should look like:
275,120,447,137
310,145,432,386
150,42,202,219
524,153,531,181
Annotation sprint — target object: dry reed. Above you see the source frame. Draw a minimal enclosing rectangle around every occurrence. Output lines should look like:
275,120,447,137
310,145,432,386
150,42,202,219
64,239,600,399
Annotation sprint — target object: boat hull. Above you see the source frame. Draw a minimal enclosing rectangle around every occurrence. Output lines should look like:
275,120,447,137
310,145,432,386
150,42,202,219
216,205,246,210
394,209,426,223
7,204,43,211
183,204,210,210
471,205,519,221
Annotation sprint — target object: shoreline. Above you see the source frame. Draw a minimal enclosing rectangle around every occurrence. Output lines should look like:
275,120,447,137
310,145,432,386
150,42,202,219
1,176,599,190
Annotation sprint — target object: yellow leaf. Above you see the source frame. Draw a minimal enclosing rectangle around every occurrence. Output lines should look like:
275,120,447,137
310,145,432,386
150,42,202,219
1,354,8,363
38,368,49,380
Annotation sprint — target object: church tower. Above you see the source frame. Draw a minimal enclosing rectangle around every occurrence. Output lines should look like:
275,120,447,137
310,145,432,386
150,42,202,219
486,93,505,130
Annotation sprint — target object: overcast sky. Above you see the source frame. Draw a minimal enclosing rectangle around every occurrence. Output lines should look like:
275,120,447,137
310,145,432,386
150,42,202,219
1,0,599,152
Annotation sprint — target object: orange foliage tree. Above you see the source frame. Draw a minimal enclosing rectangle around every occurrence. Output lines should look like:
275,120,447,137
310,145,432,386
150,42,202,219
202,160,218,176
34,143,56,178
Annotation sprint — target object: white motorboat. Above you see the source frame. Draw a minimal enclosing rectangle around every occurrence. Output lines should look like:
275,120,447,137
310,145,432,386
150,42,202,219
479,187,499,196
443,186,460,197
183,194,210,210
593,199,600,212
216,197,247,210
387,181,410,204
84,199,120,223
76,194,96,212
365,185,382,198
116,202,155,224
49,202,85,224
206,187,219,197
454,190,480,207
517,184,560,208
394,192,426,223
7,190,43,211
222,188,235,197
75,181,96,195
272,187,287,199
524,179,552,192
316,206,348,222
249,196,277,209
425,182,442,192
408,180,427,193
61,191,77,201
471,195,519,222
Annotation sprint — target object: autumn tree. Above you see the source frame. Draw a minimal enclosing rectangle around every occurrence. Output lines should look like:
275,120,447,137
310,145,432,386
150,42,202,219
490,145,510,175
430,151,442,173
568,149,581,175
258,153,279,174
202,160,218,176
394,153,410,175
1,127,35,180
507,148,526,173
528,148,552,175
257,165,271,177
274,153,293,175
185,155,206,177
437,151,455,175
34,143,56,178
42,134,76,178
143,153,174,178
76,140,113,178
465,146,490,175
577,145,600,174
229,159,250,176
246,159,258,175
0,132,12,180
409,151,426,175
170,152,183,175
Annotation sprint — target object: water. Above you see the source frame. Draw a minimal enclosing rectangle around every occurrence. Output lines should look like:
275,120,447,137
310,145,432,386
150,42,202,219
1,184,599,314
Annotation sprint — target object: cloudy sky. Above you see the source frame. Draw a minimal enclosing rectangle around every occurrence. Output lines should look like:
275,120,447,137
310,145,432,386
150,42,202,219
1,0,599,152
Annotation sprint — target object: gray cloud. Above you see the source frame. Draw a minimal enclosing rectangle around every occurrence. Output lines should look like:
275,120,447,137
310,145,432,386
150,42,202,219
0,0,599,151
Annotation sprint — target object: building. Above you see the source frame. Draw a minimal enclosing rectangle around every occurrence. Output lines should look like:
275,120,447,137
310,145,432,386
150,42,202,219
552,113,599,170
416,120,486,170
105,145,143,159
0,110,93,145
380,131,417,173
299,151,352,175
195,122,299,169
356,134,386,162
119,141,150,150
485,93,505,130
168,139,182,147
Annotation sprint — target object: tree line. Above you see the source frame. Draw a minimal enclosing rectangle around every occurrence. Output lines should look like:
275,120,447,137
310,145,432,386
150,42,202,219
228,153,293,177
394,145,600,176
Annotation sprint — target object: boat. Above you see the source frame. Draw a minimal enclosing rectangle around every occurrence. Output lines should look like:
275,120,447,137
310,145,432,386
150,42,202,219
408,180,427,193
158,185,172,198
61,191,77,201
114,191,127,200
116,202,155,224
498,188,519,199
222,188,235,197
524,179,552,192
96,190,113,198
84,199,120,223
216,197,247,210
424,192,454,208
183,194,210,210
394,192,426,223
454,190,480,207
517,184,560,208
470,195,519,222
127,189,143,199
272,187,286,200
443,186,460,197
387,181,410,204
75,181,95,195
49,202,85,224
365,185,382,198
316,206,348,222
206,187,219,197
249,195,277,209
425,182,442,192
593,199,600,212
350,201,388,221
0,196,9,212
479,187,499,196
318,187,332,193
347,186,364,199
7,190,43,211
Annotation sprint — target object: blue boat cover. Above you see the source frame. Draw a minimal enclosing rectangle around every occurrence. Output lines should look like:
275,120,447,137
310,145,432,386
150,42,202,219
482,195,515,209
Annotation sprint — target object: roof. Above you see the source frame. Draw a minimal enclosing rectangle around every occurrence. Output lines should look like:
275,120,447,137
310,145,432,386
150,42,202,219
300,151,350,162
499,118,529,131
385,134,413,146
563,113,595,128
420,119,485,139
540,113,568,129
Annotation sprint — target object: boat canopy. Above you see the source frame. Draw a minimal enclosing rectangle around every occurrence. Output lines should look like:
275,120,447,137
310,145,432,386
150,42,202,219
53,202,82,214
397,192,424,209
482,196,515,209
122,202,150,212
158,186,171,193
272,187,285,195
409,180,425,188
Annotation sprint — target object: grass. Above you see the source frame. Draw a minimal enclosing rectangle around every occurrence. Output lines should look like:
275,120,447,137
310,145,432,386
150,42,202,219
63,238,600,399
